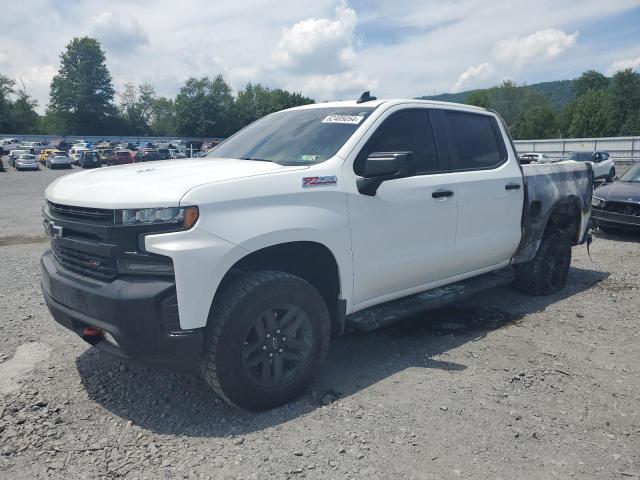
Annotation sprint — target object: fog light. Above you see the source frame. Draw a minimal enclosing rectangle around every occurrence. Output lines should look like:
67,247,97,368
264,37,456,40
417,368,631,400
117,259,174,275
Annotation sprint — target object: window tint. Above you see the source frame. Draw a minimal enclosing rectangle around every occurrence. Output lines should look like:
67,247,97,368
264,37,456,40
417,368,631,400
445,112,504,170
355,109,438,175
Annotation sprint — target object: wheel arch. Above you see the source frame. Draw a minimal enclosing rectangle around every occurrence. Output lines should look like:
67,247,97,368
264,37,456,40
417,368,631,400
210,241,345,336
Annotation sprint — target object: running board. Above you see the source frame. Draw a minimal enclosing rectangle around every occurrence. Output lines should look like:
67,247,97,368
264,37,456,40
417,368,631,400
346,269,515,332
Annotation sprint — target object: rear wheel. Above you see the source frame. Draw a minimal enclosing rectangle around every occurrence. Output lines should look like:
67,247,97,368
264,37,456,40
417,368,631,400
514,230,571,296
199,270,330,410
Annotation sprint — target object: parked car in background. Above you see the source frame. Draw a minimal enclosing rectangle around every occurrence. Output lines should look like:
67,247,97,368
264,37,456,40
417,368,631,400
563,151,616,182
21,141,44,155
520,152,553,164
9,148,30,166
78,150,102,169
108,150,136,166
72,141,92,150
15,153,39,171
96,148,113,164
137,148,159,162
157,148,171,160
69,147,90,165
1,138,20,154
45,151,72,169
0,155,4,171
591,162,640,232
49,140,70,152
39,148,57,164
169,148,187,159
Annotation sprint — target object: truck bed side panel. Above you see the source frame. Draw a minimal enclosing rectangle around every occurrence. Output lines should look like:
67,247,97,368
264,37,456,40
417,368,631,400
513,162,593,264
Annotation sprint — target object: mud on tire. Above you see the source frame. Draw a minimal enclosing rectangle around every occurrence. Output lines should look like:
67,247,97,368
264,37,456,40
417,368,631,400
514,230,572,296
199,270,331,411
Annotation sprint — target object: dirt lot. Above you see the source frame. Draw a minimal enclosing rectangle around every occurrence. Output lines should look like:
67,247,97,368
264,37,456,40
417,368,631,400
0,160,639,479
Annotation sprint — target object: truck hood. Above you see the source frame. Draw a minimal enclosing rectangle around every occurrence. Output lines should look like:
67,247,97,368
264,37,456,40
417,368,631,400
45,158,308,208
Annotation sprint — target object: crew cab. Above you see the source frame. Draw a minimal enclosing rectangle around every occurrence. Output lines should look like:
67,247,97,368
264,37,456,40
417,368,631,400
41,95,593,410
1,138,20,154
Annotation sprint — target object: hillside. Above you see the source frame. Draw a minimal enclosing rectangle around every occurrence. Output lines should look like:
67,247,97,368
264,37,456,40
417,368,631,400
421,79,574,109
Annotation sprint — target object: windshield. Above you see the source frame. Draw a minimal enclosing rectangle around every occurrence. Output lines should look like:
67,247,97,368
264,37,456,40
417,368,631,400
206,106,376,165
619,164,640,183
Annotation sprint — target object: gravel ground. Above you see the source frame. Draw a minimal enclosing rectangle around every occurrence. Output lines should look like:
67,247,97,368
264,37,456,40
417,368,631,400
0,158,639,479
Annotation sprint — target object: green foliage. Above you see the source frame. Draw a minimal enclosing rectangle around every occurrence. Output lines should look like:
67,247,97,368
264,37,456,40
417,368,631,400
573,70,609,97
608,68,640,135
235,83,314,127
48,37,117,134
568,89,616,138
0,74,16,132
174,75,236,137
464,90,490,108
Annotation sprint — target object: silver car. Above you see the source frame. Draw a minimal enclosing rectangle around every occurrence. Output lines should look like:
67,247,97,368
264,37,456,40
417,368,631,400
15,154,39,171
46,151,72,169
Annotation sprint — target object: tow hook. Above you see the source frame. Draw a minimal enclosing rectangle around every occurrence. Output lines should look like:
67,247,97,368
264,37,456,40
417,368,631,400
82,327,104,346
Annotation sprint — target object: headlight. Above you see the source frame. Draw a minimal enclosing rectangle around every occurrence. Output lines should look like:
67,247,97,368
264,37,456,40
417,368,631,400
121,206,199,229
591,196,604,208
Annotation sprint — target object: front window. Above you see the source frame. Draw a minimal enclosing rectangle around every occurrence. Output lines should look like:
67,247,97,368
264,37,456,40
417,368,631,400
619,164,640,183
206,106,376,166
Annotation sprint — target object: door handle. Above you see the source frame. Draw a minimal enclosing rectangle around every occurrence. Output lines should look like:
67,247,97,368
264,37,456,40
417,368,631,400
505,183,521,190
432,189,454,199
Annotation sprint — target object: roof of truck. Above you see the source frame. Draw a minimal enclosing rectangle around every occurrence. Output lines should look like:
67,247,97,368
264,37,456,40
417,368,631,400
289,98,489,114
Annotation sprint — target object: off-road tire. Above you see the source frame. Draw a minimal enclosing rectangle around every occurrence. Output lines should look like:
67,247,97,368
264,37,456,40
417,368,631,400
199,270,331,411
514,230,571,296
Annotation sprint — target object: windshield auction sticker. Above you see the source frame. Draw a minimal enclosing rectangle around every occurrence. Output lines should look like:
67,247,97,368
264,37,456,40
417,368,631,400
322,115,364,125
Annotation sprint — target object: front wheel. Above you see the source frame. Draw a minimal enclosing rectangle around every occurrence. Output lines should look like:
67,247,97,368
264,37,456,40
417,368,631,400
514,230,571,296
606,168,615,183
199,271,330,411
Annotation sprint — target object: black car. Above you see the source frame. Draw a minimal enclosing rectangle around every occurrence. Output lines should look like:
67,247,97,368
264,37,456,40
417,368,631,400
591,163,640,232
78,151,102,169
138,148,159,162
157,148,171,160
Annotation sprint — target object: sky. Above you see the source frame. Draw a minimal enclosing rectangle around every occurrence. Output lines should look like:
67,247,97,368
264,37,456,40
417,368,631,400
1,0,640,113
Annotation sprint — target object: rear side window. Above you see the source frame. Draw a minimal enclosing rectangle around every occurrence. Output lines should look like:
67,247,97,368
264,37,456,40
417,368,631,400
355,109,438,175
444,112,505,170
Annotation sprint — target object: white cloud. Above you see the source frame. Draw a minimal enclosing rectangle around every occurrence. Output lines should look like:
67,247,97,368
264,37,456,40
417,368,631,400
606,56,640,75
89,12,149,54
273,1,358,73
452,62,494,92
493,29,578,67
0,0,638,114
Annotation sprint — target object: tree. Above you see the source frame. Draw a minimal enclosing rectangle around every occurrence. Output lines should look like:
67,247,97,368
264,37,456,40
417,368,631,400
573,70,609,98
608,68,640,134
149,97,176,136
490,79,521,126
118,82,157,135
568,89,616,137
512,103,558,139
464,90,490,108
9,85,39,134
234,83,314,127
48,37,117,134
174,75,235,137
0,73,16,132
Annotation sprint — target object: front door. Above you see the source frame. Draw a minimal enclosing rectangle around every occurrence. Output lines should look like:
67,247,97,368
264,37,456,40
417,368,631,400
347,107,458,306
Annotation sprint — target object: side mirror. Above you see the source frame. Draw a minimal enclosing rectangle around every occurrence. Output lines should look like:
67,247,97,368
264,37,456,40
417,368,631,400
357,151,416,196
593,153,602,162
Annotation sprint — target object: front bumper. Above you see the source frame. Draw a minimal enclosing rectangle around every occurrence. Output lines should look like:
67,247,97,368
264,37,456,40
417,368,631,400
41,249,203,370
592,209,640,229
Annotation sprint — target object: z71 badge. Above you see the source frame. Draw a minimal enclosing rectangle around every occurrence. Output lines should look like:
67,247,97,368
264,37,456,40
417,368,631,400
302,176,338,188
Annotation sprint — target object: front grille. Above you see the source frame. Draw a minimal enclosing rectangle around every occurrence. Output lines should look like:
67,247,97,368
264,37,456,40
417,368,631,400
47,201,116,225
601,201,640,217
52,244,118,281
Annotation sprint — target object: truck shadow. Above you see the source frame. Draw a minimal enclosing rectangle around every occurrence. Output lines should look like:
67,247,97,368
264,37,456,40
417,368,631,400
75,266,608,437
593,228,640,243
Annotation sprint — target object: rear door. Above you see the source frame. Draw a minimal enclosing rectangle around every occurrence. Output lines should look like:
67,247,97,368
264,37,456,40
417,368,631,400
436,109,524,275
347,107,459,306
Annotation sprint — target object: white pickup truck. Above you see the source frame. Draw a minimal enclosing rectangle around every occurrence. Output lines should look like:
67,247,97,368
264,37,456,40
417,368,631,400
41,95,593,410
